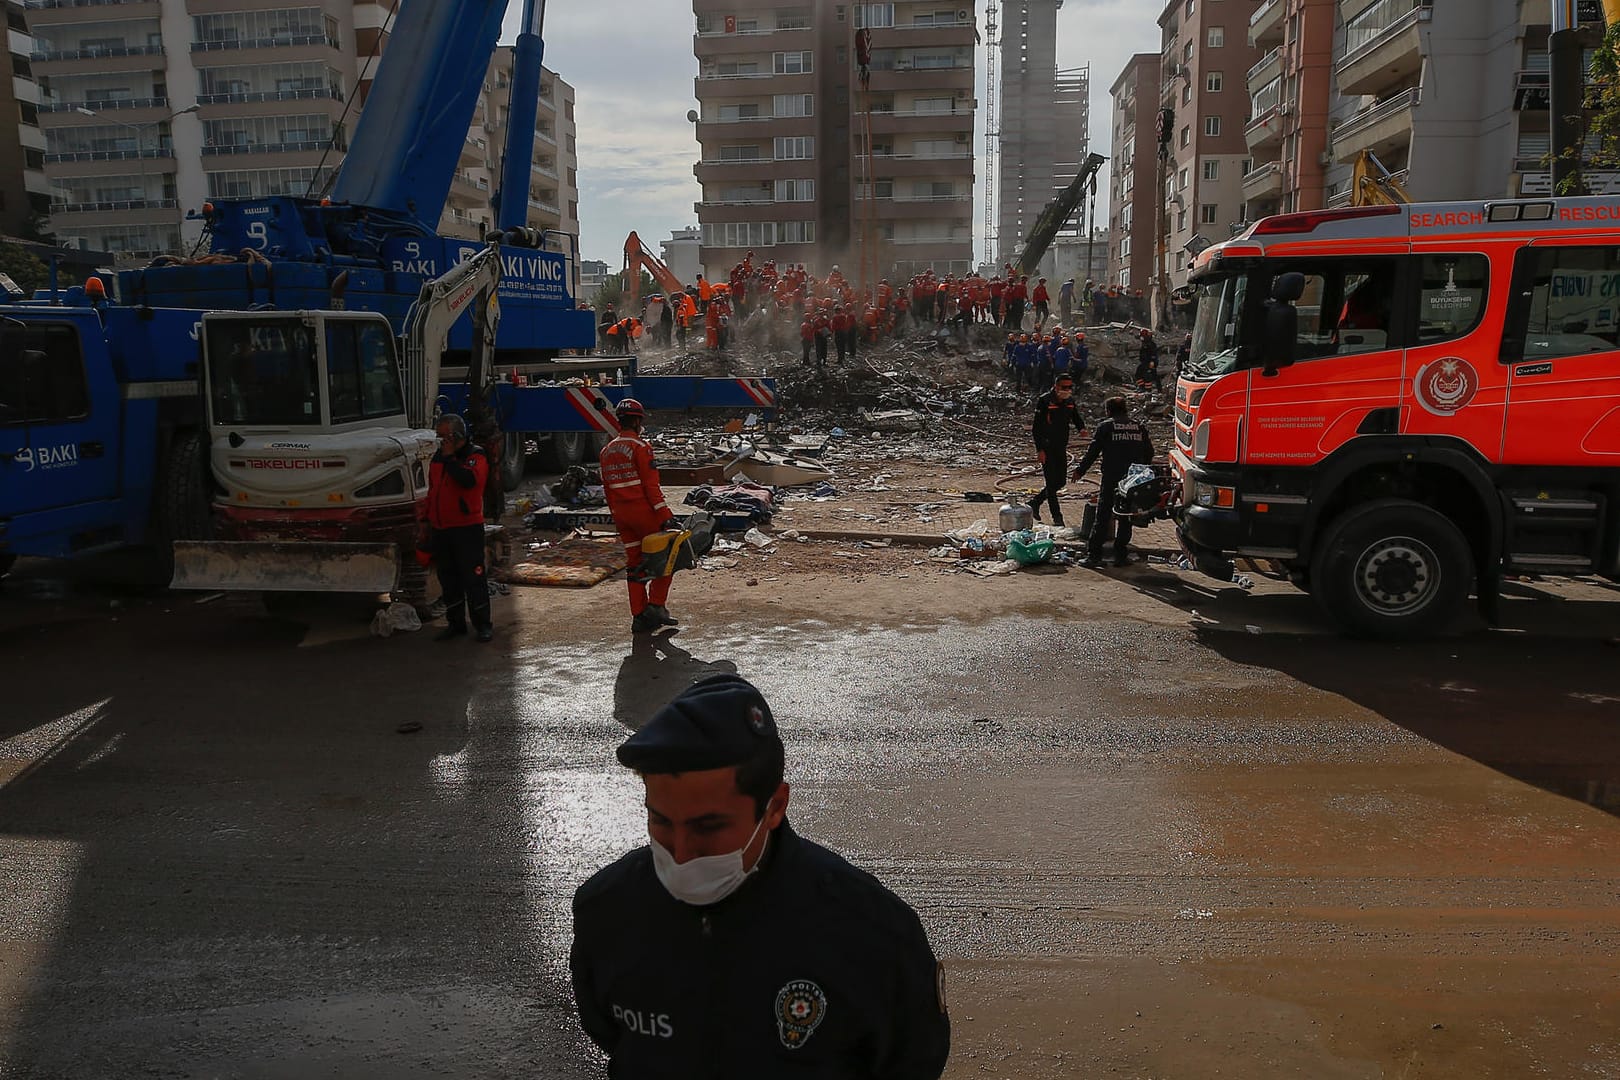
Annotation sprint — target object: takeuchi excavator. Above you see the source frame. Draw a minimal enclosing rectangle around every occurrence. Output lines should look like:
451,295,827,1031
169,244,504,598
1348,150,1412,207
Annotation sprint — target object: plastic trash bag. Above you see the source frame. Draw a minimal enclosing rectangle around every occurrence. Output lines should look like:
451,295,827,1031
1008,536,1055,566
370,601,423,638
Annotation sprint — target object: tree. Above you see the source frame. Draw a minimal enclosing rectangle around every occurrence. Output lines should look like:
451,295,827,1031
0,243,48,297
1558,23,1620,192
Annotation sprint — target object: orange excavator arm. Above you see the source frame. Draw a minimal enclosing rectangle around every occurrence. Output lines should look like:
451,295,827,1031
624,231,689,314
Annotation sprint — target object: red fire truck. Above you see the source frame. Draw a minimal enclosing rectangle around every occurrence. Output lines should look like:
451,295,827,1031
1172,199,1620,637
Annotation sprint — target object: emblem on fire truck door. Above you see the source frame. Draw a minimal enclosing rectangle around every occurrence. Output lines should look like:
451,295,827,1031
1412,357,1480,417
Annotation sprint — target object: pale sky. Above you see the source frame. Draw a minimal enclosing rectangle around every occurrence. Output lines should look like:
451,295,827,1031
508,0,1160,268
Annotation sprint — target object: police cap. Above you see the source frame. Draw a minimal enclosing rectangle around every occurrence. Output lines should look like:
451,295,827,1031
617,673,780,773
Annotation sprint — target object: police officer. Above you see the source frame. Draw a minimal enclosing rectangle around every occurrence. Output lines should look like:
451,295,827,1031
570,674,951,1079
1073,396,1155,568
426,413,493,642
1028,373,1086,526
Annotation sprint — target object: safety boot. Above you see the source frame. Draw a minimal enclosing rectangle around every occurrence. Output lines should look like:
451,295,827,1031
631,611,663,634
648,605,679,626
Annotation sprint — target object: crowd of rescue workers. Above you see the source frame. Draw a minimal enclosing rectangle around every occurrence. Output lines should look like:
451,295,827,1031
594,250,1189,395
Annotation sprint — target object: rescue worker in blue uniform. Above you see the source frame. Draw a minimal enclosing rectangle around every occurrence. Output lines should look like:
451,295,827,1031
1073,395,1155,568
570,674,951,1079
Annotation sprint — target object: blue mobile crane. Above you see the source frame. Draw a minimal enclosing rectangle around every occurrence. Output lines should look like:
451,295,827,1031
0,0,774,587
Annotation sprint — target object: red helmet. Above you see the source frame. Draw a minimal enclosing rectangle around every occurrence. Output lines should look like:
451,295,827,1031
615,398,646,423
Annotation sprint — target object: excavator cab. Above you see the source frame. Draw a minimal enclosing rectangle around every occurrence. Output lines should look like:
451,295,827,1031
173,310,437,595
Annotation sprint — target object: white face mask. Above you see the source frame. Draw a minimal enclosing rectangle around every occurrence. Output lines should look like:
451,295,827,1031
649,812,770,907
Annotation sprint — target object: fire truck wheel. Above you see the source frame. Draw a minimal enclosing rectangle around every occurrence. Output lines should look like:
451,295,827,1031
1311,499,1473,639
500,432,527,492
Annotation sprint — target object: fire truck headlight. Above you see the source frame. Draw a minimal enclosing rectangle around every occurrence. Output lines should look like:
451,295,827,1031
1193,482,1235,509
1193,420,1211,460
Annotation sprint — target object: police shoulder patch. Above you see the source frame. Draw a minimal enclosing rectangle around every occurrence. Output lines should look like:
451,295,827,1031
775,979,828,1049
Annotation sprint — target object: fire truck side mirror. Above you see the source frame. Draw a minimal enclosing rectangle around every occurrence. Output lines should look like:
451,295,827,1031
1261,273,1304,378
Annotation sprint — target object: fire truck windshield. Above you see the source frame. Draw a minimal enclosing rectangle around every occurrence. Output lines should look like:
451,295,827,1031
205,319,321,427
1185,274,1248,380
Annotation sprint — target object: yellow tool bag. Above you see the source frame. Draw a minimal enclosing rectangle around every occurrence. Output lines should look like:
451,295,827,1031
630,528,696,582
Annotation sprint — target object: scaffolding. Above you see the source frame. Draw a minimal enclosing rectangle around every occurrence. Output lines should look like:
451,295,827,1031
983,0,1000,267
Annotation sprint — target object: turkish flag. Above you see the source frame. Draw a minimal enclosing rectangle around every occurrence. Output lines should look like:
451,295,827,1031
724,14,736,32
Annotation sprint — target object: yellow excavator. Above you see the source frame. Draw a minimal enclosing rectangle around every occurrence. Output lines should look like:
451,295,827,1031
1348,150,1412,207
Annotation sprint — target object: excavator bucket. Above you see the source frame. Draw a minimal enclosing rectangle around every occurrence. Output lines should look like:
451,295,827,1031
170,541,402,594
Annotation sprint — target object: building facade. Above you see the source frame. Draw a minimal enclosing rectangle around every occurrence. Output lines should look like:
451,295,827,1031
691,1,976,280
2,0,49,237
441,48,579,241
995,0,1088,264
1325,0,1609,206
1158,0,1263,289
661,224,702,282
1107,52,1161,291
29,0,577,259
1241,0,1334,220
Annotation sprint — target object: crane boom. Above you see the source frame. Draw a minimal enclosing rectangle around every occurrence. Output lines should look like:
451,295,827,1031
402,243,503,428
1015,152,1107,278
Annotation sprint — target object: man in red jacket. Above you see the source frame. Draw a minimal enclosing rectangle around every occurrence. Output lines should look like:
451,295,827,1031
600,398,679,633
427,413,493,642
1031,277,1051,330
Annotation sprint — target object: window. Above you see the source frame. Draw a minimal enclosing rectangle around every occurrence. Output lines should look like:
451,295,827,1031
1121,236,1132,257
1184,40,1193,62
1177,208,1188,231
774,51,812,74
778,10,812,30
1206,71,1223,92
1505,247,1617,361
1182,83,1191,105
1185,0,1194,13
716,104,762,121
774,178,814,201
773,93,813,117
1203,159,1220,181
1204,115,1221,136
1180,125,1190,148
205,318,320,425
326,319,404,424
856,3,894,27
1200,203,1218,225
779,220,815,244
716,61,760,76
774,135,815,159
0,322,89,426
1179,167,1190,190
1263,256,1415,361
720,144,763,161
1207,26,1224,47
1415,255,1489,345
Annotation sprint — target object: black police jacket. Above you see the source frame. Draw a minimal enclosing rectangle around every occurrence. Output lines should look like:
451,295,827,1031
570,820,950,1079
1074,417,1154,482
1031,391,1086,453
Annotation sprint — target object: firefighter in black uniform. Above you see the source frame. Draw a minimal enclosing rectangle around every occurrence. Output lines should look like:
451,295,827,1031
1073,395,1155,568
1027,373,1086,526
570,674,950,1079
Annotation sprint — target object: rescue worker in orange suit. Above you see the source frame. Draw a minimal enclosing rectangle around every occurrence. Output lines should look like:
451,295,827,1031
600,398,680,634
427,413,494,643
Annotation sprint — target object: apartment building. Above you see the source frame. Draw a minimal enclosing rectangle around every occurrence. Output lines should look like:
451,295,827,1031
1325,0,1610,206
661,224,702,282
30,0,577,259
1241,0,1333,219
2,0,49,236
692,1,976,280
995,0,1088,264
1158,0,1262,289
443,47,579,241
1107,52,1161,291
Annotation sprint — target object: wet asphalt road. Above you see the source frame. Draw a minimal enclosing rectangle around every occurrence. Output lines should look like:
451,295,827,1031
1,571,1619,1078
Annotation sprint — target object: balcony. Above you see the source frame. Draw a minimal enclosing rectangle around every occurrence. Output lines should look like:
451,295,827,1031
528,197,560,215
39,95,167,112
32,42,162,60
868,107,973,135
45,147,169,162
191,33,339,52
201,139,338,155
1332,87,1420,163
196,87,341,104
1247,47,1281,93
1240,161,1283,200
872,195,972,220
1336,0,1428,98
1245,77,1283,151
865,64,973,93
1249,0,1284,47
52,197,176,213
